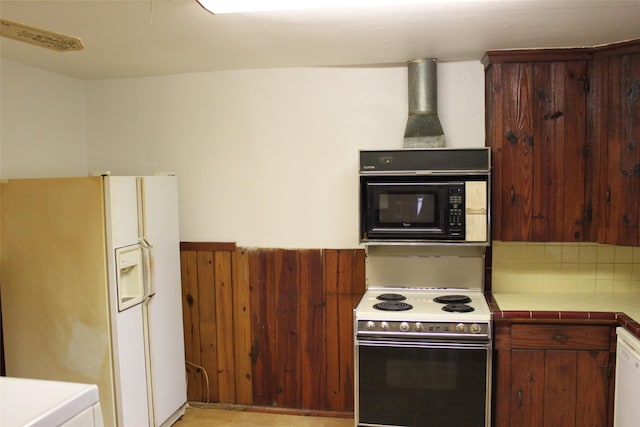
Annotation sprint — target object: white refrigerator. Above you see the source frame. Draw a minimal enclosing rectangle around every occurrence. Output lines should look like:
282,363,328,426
0,175,187,427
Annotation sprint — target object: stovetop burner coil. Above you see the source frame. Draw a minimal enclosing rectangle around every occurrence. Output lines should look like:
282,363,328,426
373,301,413,311
442,303,475,313
376,293,406,301
433,295,472,304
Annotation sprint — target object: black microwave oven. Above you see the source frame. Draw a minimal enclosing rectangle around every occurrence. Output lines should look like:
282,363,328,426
359,148,490,245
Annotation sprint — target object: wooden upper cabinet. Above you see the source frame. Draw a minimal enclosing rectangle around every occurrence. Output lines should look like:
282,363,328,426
592,50,640,246
484,56,589,242
484,40,640,245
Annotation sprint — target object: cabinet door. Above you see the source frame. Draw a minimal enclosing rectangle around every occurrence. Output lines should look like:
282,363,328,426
542,350,578,427
486,61,589,242
511,350,545,427
510,350,579,427
594,52,640,246
575,350,611,427
509,349,611,427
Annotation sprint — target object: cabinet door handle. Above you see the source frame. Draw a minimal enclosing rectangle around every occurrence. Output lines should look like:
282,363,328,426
510,185,516,203
552,335,570,343
606,185,611,203
517,389,523,407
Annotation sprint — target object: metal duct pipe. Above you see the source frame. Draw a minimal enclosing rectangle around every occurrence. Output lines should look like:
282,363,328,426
403,58,445,148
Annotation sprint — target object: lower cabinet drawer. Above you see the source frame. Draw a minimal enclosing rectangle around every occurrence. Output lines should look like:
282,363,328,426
511,324,610,350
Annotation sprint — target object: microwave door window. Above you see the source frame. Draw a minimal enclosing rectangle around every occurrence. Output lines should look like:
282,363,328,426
378,192,435,226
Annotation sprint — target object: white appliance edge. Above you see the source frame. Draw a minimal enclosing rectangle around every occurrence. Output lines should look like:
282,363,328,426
614,327,640,427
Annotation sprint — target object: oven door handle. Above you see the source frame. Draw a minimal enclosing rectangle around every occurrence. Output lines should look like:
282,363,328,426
356,339,491,351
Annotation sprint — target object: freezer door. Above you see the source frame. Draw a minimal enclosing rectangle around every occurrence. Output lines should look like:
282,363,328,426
104,176,152,426
105,177,140,249
114,304,151,427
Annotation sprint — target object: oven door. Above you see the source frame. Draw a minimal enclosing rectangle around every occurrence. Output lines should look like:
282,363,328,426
355,339,491,427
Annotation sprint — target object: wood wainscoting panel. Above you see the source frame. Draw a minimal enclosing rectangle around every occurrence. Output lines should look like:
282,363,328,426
299,249,326,411
324,249,366,412
180,244,365,414
180,249,204,401
180,242,247,404
232,249,253,405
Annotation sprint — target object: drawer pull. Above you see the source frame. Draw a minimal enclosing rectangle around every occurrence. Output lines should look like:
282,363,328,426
553,335,570,343
517,389,523,407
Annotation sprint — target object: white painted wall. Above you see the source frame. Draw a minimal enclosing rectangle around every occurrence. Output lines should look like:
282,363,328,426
0,59,87,178
1,60,485,248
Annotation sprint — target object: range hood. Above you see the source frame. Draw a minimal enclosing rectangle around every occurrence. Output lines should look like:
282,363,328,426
403,58,445,148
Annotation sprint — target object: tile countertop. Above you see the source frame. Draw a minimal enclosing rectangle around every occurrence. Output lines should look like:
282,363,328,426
488,292,640,336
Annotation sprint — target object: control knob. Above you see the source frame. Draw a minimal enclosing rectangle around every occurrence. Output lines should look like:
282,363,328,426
455,323,467,333
400,322,410,332
381,321,389,331
414,322,424,332
470,323,482,334
366,321,375,330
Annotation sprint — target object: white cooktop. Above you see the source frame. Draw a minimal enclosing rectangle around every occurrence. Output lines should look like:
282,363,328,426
355,287,491,323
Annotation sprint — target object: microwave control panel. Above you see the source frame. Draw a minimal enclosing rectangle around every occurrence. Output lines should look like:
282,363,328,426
448,185,464,235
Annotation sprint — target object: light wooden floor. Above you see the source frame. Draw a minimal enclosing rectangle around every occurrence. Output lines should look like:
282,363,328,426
175,405,354,427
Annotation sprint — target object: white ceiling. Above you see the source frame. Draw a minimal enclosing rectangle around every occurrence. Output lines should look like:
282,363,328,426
1,0,640,80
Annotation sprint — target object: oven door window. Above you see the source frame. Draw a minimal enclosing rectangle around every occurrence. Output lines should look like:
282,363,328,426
357,343,488,427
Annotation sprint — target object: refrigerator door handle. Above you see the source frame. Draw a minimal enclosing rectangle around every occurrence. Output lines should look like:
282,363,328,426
140,237,155,299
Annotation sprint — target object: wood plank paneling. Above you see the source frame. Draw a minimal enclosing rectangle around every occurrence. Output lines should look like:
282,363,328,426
511,350,545,427
180,250,203,401
181,244,365,415
486,62,504,240
576,351,611,427
604,52,640,246
590,57,610,244
299,250,326,410
214,251,235,402
197,250,218,403
232,249,253,404
249,248,276,406
532,61,560,241
498,63,535,241
561,61,588,241
274,249,301,407
325,249,365,412
324,250,345,412
544,351,577,427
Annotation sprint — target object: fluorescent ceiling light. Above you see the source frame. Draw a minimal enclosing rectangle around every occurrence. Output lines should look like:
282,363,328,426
197,0,447,14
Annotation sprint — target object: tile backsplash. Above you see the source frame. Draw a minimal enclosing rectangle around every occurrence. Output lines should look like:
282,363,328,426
491,241,640,293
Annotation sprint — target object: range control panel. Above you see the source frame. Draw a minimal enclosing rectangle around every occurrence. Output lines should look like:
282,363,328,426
356,320,490,340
